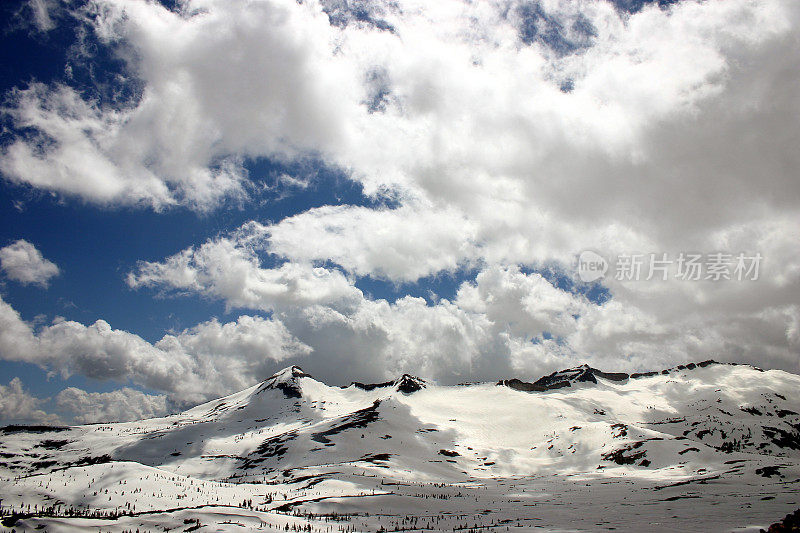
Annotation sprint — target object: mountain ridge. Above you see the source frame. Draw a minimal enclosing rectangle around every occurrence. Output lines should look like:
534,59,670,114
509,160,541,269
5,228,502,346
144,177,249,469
497,359,727,392
243,358,750,401
1,360,798,532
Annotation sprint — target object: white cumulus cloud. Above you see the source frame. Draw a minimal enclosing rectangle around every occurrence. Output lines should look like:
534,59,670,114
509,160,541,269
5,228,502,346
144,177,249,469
0,378,61,425
55,387,169,424
1,0,799,384
0,239,60,287
0,295,311,406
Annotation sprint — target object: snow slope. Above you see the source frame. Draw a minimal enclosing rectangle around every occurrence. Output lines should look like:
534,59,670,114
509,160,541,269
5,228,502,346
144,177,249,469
1,362,799,532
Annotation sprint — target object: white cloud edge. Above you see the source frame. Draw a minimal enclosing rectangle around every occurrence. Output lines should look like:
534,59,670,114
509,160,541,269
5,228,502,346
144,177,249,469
0,239,60,287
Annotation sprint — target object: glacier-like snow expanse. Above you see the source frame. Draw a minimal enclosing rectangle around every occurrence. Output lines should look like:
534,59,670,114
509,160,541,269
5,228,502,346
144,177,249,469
1,362,799,532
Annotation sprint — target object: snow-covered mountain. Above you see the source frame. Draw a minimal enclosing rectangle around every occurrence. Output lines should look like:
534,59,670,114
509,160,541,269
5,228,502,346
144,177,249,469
1,361,799,532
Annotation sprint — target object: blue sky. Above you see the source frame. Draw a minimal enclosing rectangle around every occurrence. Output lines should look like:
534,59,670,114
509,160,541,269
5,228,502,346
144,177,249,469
0,0,798,424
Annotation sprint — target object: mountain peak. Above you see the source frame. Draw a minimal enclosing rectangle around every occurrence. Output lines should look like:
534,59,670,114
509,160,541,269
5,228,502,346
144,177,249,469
257,365,310,398
534,365,628,389
272,365,308,380
395,374,426,394
346,373,427,394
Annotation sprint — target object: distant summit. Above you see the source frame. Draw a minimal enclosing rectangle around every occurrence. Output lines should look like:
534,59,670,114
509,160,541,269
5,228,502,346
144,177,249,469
257,365,310,398
348,373,427,394
499,360,720,392
395,374,426,393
